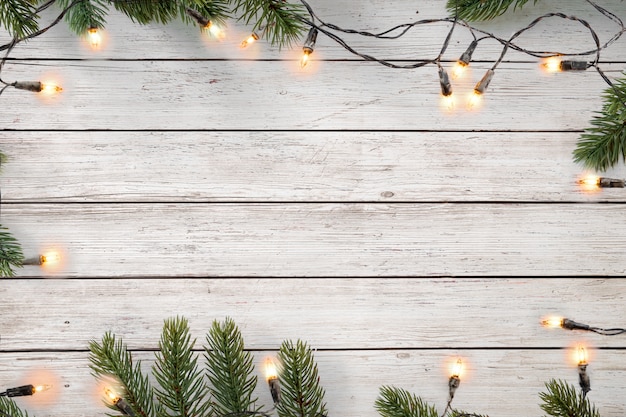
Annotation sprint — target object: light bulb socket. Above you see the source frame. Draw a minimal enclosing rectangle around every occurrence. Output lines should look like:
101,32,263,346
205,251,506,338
22,255,45,265
268,376,281,405
5,385,36,397
185,8,210,28
578,363,591,395
114,397,136,416
560,60,588,71
473,69,494,95
458,40,478,66
598,177,625,188
448,375,460,400
303,27,318,51
438,67,452,96
13,81,43,93
561,318,591,331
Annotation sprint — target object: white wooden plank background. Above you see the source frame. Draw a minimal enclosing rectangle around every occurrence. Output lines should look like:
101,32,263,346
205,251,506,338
2,0,626,416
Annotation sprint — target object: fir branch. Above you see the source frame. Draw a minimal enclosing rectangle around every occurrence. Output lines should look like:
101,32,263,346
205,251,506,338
276,339,327,417
539,379,600,417
448,411,489,417
89,332,160,417
111,0,179,25
233,0,308,48
178,0,231,27
0,225,24,278
204,317,260,416
0,396,30,417
446,0,538,21
574,73,626,171
153,317,209,417
375,386,438,417
57,0,109,34
0,0,39,39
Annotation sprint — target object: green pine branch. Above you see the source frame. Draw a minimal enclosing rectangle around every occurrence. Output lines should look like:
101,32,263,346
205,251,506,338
0,396,31,417
233,0,308,48
204,317,260,416
375,386,438,417
446,0,538,21
539,379,600,417
574,73,626,171
89,332,160,417
0,0,39,39
153,317,209,417
276,339,327,417
449,411,489,417
178,0,231,27
0,224,24,278
57,0,109,33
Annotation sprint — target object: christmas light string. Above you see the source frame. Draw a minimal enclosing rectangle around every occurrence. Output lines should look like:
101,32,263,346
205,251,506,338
542,316,626,336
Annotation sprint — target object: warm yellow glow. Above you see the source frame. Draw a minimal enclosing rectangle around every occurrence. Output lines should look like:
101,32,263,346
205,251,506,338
204,22,225,40
87,28,101,49
467,91,482,110
265,358,278,381
34,384,52,393
577,345,588,365
542,57,562,73
300,51,311,69
541,317,564,329
452,62,467,79
450,358,463,378
41,83,62,95
441,94,455,111
240,33,259,48
105,387,120,403
41,251,61,265
578,175,600,186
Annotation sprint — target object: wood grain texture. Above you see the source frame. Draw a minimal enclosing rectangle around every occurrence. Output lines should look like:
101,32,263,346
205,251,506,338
5,203,626,277
0,349,625,417
1,61,620,130
2,132,626,203
1,278,624,350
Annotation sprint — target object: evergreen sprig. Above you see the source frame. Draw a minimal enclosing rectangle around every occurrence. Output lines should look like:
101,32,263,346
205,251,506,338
0,0,39,39
204,317,260,416
276,339,327,417
233,0,307,48
0,225,24,278
179,0,231,27
574,73,626,171
89,332,160,417
153,317,209,417
539,379,600,417
56,0,109,33
446,0,538,21
0,396,30,417
374,386,438,417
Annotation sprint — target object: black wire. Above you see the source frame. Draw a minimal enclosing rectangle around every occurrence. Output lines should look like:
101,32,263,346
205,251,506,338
589,326,626,336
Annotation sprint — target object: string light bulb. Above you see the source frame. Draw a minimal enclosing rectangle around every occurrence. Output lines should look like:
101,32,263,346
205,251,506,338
577,175,625,188
185,8,225,39
13,81,62,94
468,69,494,109
300,27,318,69
576,346,591,396
240,32,259,48
1,384,52,397
23,251,61,266
542,58,588,72
104,388,135,416
264,358,281,404
87,27,101,49
448,358,462,399
452,40,478,79
438,67,454,110
541,317,564,329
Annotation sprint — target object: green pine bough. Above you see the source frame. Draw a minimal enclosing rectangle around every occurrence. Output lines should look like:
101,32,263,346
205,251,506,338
0,150,25,278
88,316,327,417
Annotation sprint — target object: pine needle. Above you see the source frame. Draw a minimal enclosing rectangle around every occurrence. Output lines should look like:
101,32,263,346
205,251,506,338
0,0,39,39
539,379,600,417
0,225,24,278
276,339,327,417
0,397,31,417
446,0,537,21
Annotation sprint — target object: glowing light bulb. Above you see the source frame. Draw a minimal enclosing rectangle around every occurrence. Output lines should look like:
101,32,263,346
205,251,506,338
104,388,135,416
300,27,318,69
467,91,482,110
265,358,280,404
542,57,562,73
41,251,61,265
541,317,564,328
41,83,63,95
577,176,624,188
105,387,119,402
204,22,225,39
577,346,588,365
450,358,463,378
34,384,52,393
452,62,467,79
240,33,259,48
441,94,455,111
87,27,101,49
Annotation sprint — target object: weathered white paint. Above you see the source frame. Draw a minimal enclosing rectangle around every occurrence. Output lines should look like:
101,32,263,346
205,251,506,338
1,0,626,416
2,132,626,202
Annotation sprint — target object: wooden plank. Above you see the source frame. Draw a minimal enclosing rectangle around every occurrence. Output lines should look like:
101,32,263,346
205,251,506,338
4,203,626,277
7,0,626,61
1,278,624,349
0,61,620,130
1,132,625,203
0,349,624,417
